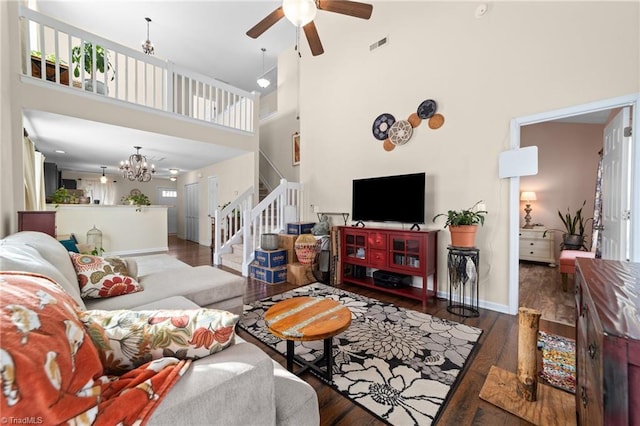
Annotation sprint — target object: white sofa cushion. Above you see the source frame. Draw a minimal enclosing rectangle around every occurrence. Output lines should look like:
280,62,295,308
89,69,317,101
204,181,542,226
148,340,277,426
84,265,245,311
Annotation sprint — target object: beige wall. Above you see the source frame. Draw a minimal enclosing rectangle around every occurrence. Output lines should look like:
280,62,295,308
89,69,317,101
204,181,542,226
259,47,300,188
521,122,604,259
297,2,640,311
177,152,255,245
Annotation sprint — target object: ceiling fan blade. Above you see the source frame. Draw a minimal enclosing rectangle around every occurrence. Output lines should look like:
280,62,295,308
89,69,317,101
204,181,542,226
303,21,324,56
246,7,285,38
317,0,373,19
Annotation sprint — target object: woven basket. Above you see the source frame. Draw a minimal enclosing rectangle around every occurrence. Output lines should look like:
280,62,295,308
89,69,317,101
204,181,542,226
295,234,319,265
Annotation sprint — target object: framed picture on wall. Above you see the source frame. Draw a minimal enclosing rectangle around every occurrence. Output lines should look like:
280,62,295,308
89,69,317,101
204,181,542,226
292,132,300,166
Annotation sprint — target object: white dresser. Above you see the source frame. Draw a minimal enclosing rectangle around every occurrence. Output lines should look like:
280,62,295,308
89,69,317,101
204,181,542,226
519,228,556,266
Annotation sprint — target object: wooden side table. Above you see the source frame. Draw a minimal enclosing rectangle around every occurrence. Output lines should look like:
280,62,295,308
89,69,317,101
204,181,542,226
265,296,351,382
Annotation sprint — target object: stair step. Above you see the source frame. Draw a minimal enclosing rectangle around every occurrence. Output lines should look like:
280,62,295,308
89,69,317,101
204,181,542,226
220,252,243,273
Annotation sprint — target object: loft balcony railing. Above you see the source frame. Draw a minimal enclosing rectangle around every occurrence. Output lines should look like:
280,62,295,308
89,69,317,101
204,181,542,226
19,6,255,133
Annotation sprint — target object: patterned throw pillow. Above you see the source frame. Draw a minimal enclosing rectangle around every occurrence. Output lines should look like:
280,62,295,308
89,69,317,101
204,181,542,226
78,309,239,374
69,253,143,299
0,272,104,424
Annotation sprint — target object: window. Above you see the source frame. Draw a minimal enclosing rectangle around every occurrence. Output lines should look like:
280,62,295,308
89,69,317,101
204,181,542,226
162,190,177,198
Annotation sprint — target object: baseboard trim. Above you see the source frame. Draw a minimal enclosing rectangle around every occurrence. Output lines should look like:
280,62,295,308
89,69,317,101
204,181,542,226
436,290,511,315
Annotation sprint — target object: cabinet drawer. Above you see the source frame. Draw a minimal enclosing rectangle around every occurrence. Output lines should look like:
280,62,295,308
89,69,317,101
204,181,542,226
370,249,387,266
368,233,387,249
519,229,553,240
519,240,552,257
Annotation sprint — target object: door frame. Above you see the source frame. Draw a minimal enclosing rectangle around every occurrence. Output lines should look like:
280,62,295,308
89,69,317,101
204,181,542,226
507,93,640,315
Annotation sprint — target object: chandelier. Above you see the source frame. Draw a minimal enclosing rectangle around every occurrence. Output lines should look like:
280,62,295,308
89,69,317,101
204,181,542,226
119,146,155,182
142,17,155,55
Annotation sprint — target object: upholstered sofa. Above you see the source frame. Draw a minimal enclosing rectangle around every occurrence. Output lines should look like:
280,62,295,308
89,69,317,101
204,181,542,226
0,231,320,425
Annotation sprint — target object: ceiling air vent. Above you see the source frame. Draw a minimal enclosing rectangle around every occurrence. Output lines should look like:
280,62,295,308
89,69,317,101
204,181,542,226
369,36,389,52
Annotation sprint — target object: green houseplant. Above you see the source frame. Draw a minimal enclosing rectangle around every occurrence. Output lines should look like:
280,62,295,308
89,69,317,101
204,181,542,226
433,200,487,248
555,200,591,250
121,193,151,211
71,42,114,93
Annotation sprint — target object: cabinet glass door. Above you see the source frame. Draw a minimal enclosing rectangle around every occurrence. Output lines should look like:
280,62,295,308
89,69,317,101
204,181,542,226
345,233,367,261
390,236,420,269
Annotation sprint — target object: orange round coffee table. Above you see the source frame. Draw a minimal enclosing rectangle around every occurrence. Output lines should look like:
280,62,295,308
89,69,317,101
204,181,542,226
265,296,351,382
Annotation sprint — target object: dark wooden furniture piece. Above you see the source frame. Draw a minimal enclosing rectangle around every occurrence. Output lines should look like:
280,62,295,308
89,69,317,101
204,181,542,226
265,296,351,382
446,246,479,317
30,55,70,85
339,226,438,308
17,211,56,237
575,258,640,426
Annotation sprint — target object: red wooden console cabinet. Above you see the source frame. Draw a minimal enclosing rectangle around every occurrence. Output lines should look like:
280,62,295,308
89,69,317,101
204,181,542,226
339,226,438,308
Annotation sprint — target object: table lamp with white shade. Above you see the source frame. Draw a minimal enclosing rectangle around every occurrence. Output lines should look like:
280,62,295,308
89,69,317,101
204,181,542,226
520,191,537,229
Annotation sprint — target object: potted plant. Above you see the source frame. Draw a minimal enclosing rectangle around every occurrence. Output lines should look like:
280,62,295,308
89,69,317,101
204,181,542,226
433,200,487,248
555,200,591,250
71,42,114,94
50,187,77,206
121,193,151,211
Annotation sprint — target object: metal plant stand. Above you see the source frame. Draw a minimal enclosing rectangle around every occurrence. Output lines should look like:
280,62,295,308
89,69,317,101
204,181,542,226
446,246,480,317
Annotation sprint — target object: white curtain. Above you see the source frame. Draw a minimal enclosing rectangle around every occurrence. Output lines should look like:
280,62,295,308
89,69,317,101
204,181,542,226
34,151,46,210
22,135,37,210
79,179,117,205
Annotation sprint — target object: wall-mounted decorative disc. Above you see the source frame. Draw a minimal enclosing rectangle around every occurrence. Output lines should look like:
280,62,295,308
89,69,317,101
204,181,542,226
428,113,445,129
383,139,395,151
417,99,437,119
388,120,413,145
407,113,422,128
372,113,396,141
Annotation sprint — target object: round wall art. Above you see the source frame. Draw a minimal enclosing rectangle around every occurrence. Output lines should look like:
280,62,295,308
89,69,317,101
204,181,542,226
417,99,437,119
372,113,396,140
388,120,413,146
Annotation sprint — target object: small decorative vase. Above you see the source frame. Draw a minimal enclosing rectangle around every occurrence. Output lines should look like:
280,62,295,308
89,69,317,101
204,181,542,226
261,233,279,250
295,234,319,265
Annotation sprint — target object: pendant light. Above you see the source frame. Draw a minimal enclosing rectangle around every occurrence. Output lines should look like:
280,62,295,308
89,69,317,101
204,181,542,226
142,17,155,55
99,166,107,184
256,48,270,88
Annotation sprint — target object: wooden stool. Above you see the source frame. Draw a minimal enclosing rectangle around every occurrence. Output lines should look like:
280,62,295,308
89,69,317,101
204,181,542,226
559,250,595,291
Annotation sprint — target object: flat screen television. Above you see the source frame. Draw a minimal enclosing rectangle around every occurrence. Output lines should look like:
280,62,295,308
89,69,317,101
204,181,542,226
352,172,426,224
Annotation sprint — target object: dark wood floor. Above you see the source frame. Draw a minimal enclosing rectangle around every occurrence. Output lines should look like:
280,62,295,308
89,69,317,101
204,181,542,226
167,236,575,426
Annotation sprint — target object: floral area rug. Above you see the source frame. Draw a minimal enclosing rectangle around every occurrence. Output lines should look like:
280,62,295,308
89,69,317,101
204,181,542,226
538,331,576,394
238,283,483,425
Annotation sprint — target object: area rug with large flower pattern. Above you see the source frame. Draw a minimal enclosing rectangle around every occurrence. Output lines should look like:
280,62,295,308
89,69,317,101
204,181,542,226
238,283,483,425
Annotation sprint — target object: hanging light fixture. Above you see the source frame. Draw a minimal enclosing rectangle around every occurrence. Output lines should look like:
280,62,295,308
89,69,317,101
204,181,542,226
282,0,317,27
99,166,108,184
256,48,271,89
119,146,155,182
142,17,155,55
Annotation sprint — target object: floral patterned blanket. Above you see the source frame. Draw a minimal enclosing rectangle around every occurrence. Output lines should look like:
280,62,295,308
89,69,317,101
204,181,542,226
0,272,190,425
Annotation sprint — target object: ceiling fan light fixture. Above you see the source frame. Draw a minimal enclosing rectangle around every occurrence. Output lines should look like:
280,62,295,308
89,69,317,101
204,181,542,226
283,0,317,27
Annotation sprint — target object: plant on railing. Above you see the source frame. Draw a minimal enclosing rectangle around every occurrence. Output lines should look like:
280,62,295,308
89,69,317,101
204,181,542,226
71,42,114,80
31,50,67,64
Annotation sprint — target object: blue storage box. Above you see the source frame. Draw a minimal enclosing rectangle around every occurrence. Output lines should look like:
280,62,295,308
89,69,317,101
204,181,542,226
255,248,287,268
287,222,315,235
250,263,287,285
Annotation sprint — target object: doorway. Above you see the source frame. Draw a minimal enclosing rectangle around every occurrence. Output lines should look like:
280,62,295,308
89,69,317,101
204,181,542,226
185,182,199,243
157,187,178,234
508,94,640,315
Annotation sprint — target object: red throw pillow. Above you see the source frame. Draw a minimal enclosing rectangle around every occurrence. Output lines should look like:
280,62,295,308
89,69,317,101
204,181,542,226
69,253,143,299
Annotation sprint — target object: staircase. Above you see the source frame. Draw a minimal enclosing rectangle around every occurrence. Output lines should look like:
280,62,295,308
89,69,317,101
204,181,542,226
214,179,303,276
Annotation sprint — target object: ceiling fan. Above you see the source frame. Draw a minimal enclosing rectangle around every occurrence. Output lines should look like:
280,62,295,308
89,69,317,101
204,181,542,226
246,0,373,56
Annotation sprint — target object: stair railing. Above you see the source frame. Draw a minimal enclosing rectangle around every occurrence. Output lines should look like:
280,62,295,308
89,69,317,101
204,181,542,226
242,179,303,275
212,187,254,265
213,179,303,276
